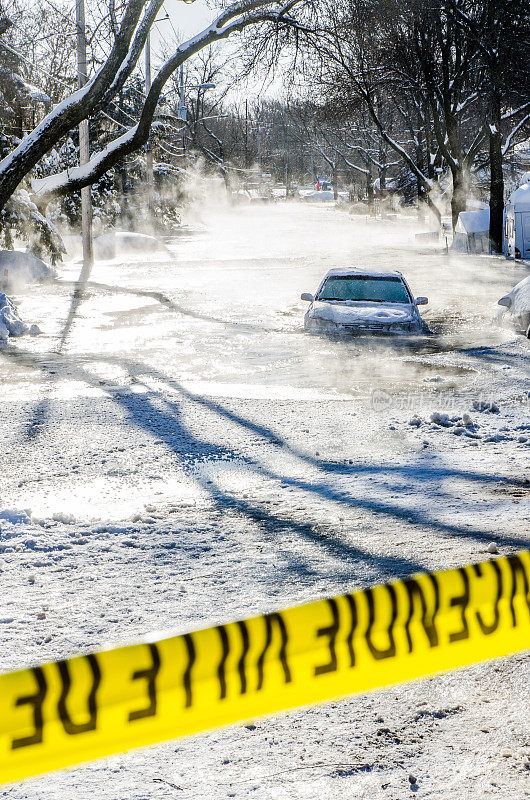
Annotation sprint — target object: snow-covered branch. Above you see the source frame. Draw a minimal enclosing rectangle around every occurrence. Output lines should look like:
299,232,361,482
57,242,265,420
502,113,530,157
344,142,400,172
0,0,149,212
30,0,304,200
340,154,369,177
360,90,434,194
32,126,137,198
101,0,165,106
501,102,530,122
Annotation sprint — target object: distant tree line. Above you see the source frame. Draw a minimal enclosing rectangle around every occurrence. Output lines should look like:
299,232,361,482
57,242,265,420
240,0,530,249
0,0,528,257
0,0,309,259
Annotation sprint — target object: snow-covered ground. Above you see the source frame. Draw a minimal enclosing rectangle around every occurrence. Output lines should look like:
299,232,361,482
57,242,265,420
0,204,528,798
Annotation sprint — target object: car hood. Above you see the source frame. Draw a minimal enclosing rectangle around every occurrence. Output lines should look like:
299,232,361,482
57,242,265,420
308,300,417,325
504,276,530,315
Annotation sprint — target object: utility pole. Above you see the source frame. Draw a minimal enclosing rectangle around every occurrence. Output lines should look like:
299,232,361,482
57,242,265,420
257,123,262,181
179,64,185,109
244,100,248,169
179,64,186,153
145,31,154,223
59,0,93,352
285,123,290,197
75,0,93,276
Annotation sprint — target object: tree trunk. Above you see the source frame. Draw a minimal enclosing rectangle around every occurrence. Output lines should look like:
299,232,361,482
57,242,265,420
488,84,504,254
379,136,387,192
426,193,441,225
450,166,467,232
0,0,151,214
380,165,386,193
332,165,338,201
417,177,427,223
366,170,374,205
221,167,231,198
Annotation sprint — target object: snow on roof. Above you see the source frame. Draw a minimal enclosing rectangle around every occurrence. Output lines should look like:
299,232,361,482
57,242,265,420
455,209,490,234
324,268,403,278
507,182,530,210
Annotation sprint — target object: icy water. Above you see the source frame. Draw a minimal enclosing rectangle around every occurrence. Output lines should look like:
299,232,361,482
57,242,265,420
1,203,526,400
2,209,530,800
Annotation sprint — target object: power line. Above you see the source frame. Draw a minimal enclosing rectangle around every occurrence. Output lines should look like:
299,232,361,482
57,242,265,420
164,2,181,43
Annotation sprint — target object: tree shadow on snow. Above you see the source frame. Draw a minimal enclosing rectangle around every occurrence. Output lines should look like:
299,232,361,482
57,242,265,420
5,344,529,588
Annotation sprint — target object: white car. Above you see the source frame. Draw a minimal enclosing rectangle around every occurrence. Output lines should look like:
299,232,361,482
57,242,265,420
498,275,530,338
301,269,429,335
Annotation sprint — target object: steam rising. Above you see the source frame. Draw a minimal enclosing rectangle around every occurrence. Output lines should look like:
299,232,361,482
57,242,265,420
1,200,526,403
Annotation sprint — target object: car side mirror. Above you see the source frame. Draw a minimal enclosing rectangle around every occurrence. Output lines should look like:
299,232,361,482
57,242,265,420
415,297,428,306
301,293,314,302
498,296,511,308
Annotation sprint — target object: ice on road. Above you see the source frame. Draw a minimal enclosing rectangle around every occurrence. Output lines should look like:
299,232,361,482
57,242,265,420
0,204,529,799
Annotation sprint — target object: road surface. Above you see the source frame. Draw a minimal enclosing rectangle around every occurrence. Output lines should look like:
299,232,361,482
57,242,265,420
0,203,529,798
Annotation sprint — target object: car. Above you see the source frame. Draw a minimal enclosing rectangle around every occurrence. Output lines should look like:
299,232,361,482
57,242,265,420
301,269,429,335
498,275,530,338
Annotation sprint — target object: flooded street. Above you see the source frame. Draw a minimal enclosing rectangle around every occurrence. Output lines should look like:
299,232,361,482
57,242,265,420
1,202,527,401
1,202,529,800
1,0,529,790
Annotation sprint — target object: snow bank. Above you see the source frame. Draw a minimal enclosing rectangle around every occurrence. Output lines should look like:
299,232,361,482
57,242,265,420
0,293,28,340
94,231,173,260
0,250,56,289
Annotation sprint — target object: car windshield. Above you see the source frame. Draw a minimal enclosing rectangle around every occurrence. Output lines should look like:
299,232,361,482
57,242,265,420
318,275,411,303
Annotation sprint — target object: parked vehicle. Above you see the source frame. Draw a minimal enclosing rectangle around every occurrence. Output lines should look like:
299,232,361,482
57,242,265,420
498,276,530,337
301,269,430,335
504,180,530,260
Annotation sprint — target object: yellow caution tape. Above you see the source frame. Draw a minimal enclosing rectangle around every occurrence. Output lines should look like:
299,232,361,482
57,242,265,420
1,550,529,784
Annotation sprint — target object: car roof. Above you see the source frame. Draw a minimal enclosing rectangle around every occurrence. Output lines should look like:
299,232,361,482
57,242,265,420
323,268,404,279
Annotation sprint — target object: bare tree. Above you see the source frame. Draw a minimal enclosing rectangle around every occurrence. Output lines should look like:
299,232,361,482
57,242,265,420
240,0,529,237
448,0,530,251
303,0,488,227
0,0,306,213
